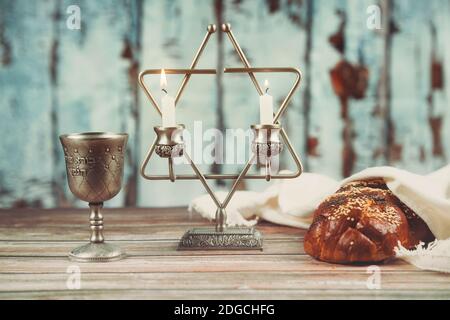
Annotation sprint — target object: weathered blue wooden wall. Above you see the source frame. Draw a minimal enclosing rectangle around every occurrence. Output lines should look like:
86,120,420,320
0,0,449,208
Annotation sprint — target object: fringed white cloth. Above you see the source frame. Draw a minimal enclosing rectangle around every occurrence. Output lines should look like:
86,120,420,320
395,239,450,273
188,172,339,229
189,165,450,271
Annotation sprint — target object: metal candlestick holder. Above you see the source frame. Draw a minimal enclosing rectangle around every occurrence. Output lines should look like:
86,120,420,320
251,124,283,181
153,125,185,182
138,23,303,251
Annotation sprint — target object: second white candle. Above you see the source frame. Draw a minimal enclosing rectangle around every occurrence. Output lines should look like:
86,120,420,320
160,69,176,127
259,80,273,124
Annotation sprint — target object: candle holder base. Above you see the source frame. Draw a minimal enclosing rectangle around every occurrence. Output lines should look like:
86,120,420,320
178,227,263,251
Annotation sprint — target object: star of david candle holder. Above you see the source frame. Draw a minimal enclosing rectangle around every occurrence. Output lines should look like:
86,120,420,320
138,24,303,251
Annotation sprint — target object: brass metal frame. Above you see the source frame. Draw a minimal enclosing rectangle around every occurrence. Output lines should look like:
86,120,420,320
138,24,303,251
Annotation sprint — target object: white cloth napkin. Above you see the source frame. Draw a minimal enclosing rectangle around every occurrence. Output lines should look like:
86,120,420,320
189,165,450,271
395,239,450,273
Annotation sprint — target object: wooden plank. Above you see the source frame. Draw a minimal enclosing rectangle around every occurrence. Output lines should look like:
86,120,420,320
138,0,217,206
0,223,303,241
120,0,143,206
426,0,449,167
0,239,304,257
389,0,431,170
1,1,449,210
388,0,449,170
0,0,55,207
0,207,203,225
346,0,384,172
0,207,228,229
0,271,449,292
55,0,141,207
0,212,205,227
0,255,421,274
0,208,305,241
0,208,448,300
306,0,344,179
1,288,449,300
442,1,450,161
222,0,306,181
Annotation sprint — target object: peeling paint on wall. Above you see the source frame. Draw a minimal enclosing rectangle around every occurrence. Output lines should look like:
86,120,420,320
0,0,448,208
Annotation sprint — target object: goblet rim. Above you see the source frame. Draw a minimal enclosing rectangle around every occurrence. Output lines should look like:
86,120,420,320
59,132,128,141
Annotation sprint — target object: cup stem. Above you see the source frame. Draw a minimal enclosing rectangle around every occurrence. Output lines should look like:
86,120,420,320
89,202,104,243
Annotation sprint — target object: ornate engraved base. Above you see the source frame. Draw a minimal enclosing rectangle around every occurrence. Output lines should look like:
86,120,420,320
155,143,184,158
252,142,283,159
68,242,126,262
178,227,263,250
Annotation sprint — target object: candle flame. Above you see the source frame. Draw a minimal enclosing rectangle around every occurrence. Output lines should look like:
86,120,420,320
160,69,168,91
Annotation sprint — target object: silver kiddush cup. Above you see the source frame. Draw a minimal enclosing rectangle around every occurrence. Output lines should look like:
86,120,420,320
60,132,128,262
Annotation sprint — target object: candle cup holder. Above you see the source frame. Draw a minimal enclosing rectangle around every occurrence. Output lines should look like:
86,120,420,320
251,124,283,181
154,125,185,182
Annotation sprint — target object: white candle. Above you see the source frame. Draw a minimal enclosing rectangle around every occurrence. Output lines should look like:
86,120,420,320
160,69,176,127
259,80,273,124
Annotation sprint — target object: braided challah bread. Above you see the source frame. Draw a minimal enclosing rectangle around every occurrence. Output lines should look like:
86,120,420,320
304,179,434,264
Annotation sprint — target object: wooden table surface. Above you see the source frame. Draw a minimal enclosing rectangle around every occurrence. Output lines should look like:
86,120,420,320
0,207,449,300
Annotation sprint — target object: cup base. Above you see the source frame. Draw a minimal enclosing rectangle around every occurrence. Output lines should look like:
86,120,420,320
68,242,126,262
